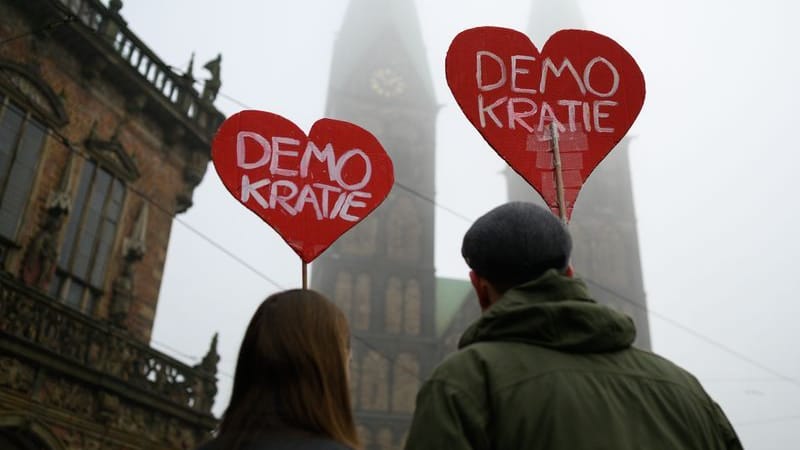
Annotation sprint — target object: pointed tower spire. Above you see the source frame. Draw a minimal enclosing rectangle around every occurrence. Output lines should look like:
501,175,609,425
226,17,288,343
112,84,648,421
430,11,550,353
184,52,195,81
327,0,436,108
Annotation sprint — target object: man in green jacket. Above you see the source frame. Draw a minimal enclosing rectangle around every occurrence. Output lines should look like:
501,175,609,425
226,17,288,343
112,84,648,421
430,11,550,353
405,202,742,450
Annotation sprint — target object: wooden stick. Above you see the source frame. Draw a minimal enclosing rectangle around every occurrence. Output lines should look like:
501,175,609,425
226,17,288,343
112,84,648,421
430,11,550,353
550,122,567,223
302,261,308,290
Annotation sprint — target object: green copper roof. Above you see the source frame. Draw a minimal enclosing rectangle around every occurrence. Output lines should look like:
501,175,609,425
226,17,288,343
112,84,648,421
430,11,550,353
435,277,473,336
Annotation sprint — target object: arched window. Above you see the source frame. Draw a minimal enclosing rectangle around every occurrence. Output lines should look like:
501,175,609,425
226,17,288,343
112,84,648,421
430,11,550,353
333,271,353,320
391,353,419,413
0,97,47,262
360,350,388,411
0,422,65,450
0,61,68,264
386,196,421,261
50,159,125,313
404,279,421,336
353,273,371,330
384,277,403,334
385,277,422,336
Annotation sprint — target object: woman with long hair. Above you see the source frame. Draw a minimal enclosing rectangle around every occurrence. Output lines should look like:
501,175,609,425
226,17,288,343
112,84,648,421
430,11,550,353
197,289,360,450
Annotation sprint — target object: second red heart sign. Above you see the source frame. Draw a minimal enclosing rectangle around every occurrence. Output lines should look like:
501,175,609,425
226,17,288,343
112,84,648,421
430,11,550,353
446,27,645,220
211,110,394,264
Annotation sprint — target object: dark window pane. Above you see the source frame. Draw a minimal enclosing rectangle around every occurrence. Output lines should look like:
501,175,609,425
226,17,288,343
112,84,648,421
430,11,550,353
72,169,110,278
0,167,34,237
59,160,95,267
110,178,124,208
90,217,116,286
90,180,124,286
0,119,46,238
83,292,97,315
89,169,111,211
16,120,45,167
58,162,124,304
0,210,14,232
64,280,84,309
49,273,65,298
0,104,24,187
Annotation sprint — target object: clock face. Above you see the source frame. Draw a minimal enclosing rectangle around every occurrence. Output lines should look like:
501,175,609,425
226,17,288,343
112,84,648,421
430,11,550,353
370,67,406,98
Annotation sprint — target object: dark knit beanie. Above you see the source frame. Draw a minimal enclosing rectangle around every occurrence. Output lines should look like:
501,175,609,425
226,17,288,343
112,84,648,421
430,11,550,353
461,202,572,288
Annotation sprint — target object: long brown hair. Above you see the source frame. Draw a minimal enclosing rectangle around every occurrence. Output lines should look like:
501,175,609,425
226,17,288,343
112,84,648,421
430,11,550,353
219,289,359,449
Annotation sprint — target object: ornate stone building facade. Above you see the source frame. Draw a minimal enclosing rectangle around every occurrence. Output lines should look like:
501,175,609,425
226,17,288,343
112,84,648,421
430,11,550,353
310,1,438,449
0,0,224,448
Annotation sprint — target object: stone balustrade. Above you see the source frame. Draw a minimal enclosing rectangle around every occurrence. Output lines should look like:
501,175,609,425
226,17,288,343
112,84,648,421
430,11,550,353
0,273,217,414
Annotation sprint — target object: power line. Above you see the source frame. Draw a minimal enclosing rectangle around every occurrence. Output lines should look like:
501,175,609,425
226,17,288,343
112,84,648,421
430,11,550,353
187,78,477,224
1,67,425,396
736,414,800,428
702,377,800,384
57,131,286,291
586,280,800,390
152,81,800,413
394,182,474,223
5,24,797,402
70,73,800,393
15,19,798,439
149,339,236,381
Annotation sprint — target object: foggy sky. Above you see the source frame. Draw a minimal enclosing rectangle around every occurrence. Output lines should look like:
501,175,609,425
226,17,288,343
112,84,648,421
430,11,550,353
119,1,800,448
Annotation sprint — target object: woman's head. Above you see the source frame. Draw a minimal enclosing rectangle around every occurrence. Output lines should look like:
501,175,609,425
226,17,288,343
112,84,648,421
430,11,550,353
221,289,358,449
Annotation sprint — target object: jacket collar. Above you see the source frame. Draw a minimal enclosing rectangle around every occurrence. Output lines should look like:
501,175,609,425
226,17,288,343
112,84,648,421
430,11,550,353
458,270,637,353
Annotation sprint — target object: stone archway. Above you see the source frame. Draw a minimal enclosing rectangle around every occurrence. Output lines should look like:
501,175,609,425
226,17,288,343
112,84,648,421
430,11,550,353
0,416,65,450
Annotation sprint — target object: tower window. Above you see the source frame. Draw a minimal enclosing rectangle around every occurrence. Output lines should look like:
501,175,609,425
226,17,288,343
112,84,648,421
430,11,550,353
384,277,422,336
391,352,419,413
386,196,422,261
360,350,389,411
51,160,125,313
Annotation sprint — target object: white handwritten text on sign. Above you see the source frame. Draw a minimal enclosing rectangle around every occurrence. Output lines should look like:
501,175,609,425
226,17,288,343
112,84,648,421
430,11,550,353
445,27,645,220
212,110,394,262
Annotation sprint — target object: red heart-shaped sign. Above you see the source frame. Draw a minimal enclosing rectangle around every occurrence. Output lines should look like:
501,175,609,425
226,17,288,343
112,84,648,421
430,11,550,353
446,27,645,220
212,110,394,263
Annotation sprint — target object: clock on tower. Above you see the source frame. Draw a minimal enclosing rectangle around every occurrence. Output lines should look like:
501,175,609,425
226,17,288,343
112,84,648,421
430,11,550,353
369,67,406,98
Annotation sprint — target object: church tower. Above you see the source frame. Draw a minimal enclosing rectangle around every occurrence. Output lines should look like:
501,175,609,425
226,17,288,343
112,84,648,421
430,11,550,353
506,0,652,349
310,0,439,448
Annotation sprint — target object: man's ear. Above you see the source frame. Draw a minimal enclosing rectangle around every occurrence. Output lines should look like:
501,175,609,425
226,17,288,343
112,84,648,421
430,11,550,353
565,264,575,278
469,270,493,311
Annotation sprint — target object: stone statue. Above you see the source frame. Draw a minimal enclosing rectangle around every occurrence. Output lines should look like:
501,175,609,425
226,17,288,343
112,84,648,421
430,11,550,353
20,159,73,290
201,53,222,103
110,203,148,329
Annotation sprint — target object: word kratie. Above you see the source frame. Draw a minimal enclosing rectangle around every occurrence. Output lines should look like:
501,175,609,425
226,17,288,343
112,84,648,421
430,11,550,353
475,51,621,133
236,132,372,222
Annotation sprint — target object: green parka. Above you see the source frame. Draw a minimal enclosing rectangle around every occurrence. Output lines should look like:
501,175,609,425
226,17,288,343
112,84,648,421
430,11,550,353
404,271,742,450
